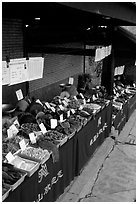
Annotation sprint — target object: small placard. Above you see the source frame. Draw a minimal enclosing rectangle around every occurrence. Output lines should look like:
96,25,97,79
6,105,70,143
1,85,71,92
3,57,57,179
83,99,86,105
71,109,75,114
39,123,47,134
19,139,26,151
59,104,64,111
69,77,74,85
51,119,58,129
45,102,51,109
64,97,70,103
50,106,56,113
60,114,64,122
62,100,68,107
7,128,13,138
29,133,36,144
9,124,19,136
6,152,15,163
36,99,43,106
67,110,70,118
80,93,84,99
16,89,23,101
13,119,20,127
74,96,78,100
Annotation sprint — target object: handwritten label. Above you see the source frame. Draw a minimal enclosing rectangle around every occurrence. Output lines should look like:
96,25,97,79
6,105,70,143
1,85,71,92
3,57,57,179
71,109,75,114
16,89,23,101
59,105,64,111
39,123,47,134
9,124,19,136
67,110,70,118
51,119,57,129
19,139,26,151
50,107,56,113
6,152,15,163
36,99,43,106
29,132,36,144
60,114,64,122
7,128,13,138
69,77,74,85
45,102,51,109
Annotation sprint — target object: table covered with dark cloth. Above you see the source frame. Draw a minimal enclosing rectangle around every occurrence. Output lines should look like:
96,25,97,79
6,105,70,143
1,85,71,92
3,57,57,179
127,94,136,120
4,102,112,202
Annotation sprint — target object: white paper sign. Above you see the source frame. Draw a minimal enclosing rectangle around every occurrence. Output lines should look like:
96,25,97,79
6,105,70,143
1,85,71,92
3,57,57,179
51,119,58,129
9,124,19,136
16,89,23,101
71,109,75,114
69,77,74,85
95,48,101,62
39,123,47,134
74,96,78,100
60,114,64,122
7,128,13,138
2,61,10,85
59,105,64,111
45,102,51,109
67,110,70,118
62,100,68,107
50,107,56,113
9,58,28,85
36,99,43,106
27,57,44,81
6,152,15,163
29,133,36,144
19,139,26,151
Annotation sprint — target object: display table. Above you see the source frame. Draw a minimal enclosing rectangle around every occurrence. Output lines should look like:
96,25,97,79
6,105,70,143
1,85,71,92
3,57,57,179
113,101,128,134
4,102,112,202
127,94,136,121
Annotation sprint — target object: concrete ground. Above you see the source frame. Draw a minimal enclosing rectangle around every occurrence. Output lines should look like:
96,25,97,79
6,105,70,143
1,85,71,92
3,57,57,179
56,110,136,202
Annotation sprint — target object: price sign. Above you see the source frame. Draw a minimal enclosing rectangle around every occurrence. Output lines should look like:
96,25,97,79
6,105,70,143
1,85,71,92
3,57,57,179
7,128,13,138
9,124,19,136
67,110,70,118
6,152,15,163
36,99,43,106
59,104,64,111
80,93,84,99
60,114,64,122
62,100,68,107
83,99,86,105
69,77,74,85
71,109,75,114
29,133,36,144
74,96,78,100
39,123,47,134
50,106,56,113
16,89,23,101
13,119,20,127
51,119,57,129
19,139,26,151
45,102,51,109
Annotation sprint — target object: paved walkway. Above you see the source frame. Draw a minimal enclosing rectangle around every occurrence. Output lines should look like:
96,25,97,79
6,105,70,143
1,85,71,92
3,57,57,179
57,110,136,202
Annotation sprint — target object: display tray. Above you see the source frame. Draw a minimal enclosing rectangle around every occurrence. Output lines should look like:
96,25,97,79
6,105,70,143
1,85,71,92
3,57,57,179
57,136,68,147
2,184,11,201
10,171,27,191
11,155,40,177
16,147,50,165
